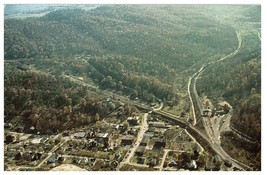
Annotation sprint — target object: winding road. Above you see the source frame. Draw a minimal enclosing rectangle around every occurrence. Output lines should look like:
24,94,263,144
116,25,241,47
187,29,254,171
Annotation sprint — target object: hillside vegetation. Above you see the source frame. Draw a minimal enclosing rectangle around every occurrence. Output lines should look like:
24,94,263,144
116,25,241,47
5,5,239,104
4,5,260,169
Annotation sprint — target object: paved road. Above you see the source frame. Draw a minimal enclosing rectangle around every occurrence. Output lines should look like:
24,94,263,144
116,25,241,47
37,138,69,168
187,65,205,126
187,29,253,171
117,113,148,170
155,149,170,171
184,129,204,153
62,65,252,170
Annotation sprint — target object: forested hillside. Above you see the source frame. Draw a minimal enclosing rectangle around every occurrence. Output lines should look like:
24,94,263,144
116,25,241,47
4,63,139,134
5,5,239,104
4,5,261,170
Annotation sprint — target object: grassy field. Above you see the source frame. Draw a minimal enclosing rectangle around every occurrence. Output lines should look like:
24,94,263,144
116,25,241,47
162,92,189,116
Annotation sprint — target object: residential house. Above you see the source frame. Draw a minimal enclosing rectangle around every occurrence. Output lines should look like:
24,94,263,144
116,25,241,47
137,157,146,164
74,132,86,139
205,161,213,171
127,116,139,126
140,136,150,146
149,122,166,128
144,132,154,138
224,160,232,167
95,133,110,145
168,160,178,167
203,109,211,113
121,135,135,146
4,123,12,129
153,138,166,149
128,128,137,135
62,130,70,136
188,160,197,170
16,125,25,132
216,110,227,116
47,153,58,164
147,157,158,167
30,126,35,132
135,146,146,156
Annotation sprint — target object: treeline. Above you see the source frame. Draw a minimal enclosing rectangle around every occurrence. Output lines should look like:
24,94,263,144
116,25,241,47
4,67,137,134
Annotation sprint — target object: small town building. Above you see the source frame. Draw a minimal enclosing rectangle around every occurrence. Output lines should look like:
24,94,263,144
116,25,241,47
144,132,154,138
149,122,166,128
140,136,150,146
137,157,146,164
31,138,42,144
128,128,137,135
150,102,157,107
47,153,58,164
62,130,69,136
135,146,146,156
4,123,13,129
213,155,222,164
205,161,213,171
121,135,135,146
168,160,178,167
74,132,86,139
224,160,232,167
30,126,35,131
127,116,140,125
95,133,110,144
216,110,227,116
188,160,197,170
16,125,25,132
153,138,166,149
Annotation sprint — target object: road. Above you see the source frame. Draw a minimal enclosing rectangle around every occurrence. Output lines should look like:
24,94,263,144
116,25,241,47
62,64,252,170
187,29,253,171
117,113,148,170
154,110,251,170
155,149,170,171
187,65,205,126
36,138,69,168
184,129,204,153
8,136,70,170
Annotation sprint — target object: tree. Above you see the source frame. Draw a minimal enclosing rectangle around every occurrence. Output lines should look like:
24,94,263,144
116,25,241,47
122,122,129,132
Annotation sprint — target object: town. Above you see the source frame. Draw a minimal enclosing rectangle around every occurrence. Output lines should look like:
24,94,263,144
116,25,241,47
4,96,236,171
